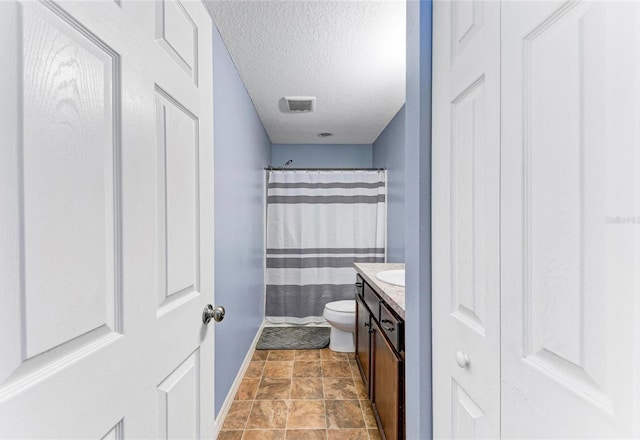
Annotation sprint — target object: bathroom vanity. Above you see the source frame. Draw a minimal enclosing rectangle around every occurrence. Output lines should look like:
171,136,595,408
354,263,405,440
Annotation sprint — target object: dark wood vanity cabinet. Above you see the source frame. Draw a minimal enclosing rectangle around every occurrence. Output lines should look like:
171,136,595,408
355,275,405,440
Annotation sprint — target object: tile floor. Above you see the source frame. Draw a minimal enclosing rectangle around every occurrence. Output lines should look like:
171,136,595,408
217,348,381,440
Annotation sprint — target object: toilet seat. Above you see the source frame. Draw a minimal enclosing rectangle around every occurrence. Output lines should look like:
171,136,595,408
325,300,355,313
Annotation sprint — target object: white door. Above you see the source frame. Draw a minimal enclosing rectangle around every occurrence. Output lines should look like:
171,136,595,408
501,0,640,437
0,1,215,438
432,1,501,438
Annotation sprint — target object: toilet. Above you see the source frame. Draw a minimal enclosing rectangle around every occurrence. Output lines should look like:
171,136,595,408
323,300,356,352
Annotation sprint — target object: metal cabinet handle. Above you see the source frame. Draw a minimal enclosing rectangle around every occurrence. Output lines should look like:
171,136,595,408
202,305,225,324
381,319,395,332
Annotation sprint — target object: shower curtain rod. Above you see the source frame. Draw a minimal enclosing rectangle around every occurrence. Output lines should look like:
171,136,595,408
264,167,386,171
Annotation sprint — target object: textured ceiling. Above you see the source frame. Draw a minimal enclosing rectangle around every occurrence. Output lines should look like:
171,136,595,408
207,0,406,144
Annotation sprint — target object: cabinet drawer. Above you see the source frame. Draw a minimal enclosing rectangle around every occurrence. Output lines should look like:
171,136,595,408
380,304,404,353
363,282,380,319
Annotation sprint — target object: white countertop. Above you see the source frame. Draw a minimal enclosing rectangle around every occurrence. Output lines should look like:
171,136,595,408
354,262,405,319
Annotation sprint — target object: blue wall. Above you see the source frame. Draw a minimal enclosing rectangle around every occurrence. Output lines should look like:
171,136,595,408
373,106,406,263
213,25,270,415
271,144,373,168
404,1,433,438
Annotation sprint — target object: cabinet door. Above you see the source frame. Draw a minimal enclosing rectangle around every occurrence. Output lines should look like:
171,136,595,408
356,294,371,390
372,320,402,440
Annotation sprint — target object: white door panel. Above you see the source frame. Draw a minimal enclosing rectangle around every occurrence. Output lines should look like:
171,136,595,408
501,1,640,437
433,1,501,438
155,0,199,84
155,87,200,312
0,1,214,437
157,350,201,440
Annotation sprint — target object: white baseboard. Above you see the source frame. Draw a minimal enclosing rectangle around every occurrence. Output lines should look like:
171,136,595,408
213,320,266,437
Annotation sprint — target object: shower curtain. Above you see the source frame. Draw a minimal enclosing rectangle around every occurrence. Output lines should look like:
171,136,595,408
265,170,386,324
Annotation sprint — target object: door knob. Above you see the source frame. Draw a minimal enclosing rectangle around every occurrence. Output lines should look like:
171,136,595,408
202,305,225,324
456,351,470,368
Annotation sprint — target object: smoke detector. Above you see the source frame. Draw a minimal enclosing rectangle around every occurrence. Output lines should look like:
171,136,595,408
284,96,316,113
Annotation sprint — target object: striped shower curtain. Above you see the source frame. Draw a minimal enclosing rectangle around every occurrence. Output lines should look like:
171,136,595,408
265,170,386,324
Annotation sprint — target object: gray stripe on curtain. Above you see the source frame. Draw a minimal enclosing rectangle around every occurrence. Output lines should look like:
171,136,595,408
266,247,385,255
267,256,384,269
265,284,356,317
268,182,386,189
267,195,386,204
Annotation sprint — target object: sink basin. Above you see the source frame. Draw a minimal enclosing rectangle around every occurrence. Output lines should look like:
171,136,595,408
375,269,405,287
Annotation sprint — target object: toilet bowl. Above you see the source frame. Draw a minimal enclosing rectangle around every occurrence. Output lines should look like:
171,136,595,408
323,300,356,352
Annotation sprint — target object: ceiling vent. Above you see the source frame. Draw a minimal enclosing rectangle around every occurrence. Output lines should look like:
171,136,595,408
284,96,316,113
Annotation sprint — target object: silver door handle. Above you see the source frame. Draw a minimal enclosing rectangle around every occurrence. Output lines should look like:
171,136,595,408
202,305,225,324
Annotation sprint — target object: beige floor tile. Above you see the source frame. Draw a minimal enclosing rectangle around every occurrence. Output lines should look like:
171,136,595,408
290,378,324,400
294,350,321,361
252,350,269,361
292,361,322,377
360,400,377,429
323,377,358,400
325,400,365,429
222,401,253,430
320,348,348,361
267,350,296,361
263,361,294,378
242,429,285,440
285,429,327,440
353,376,368,400
287,400,326,429
327,429,369,440
218,430,243,440
255,378,291,400
368,428,382,440
322,361,352,378
246,400,289,429
235,379,260,400
244,361,265,378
